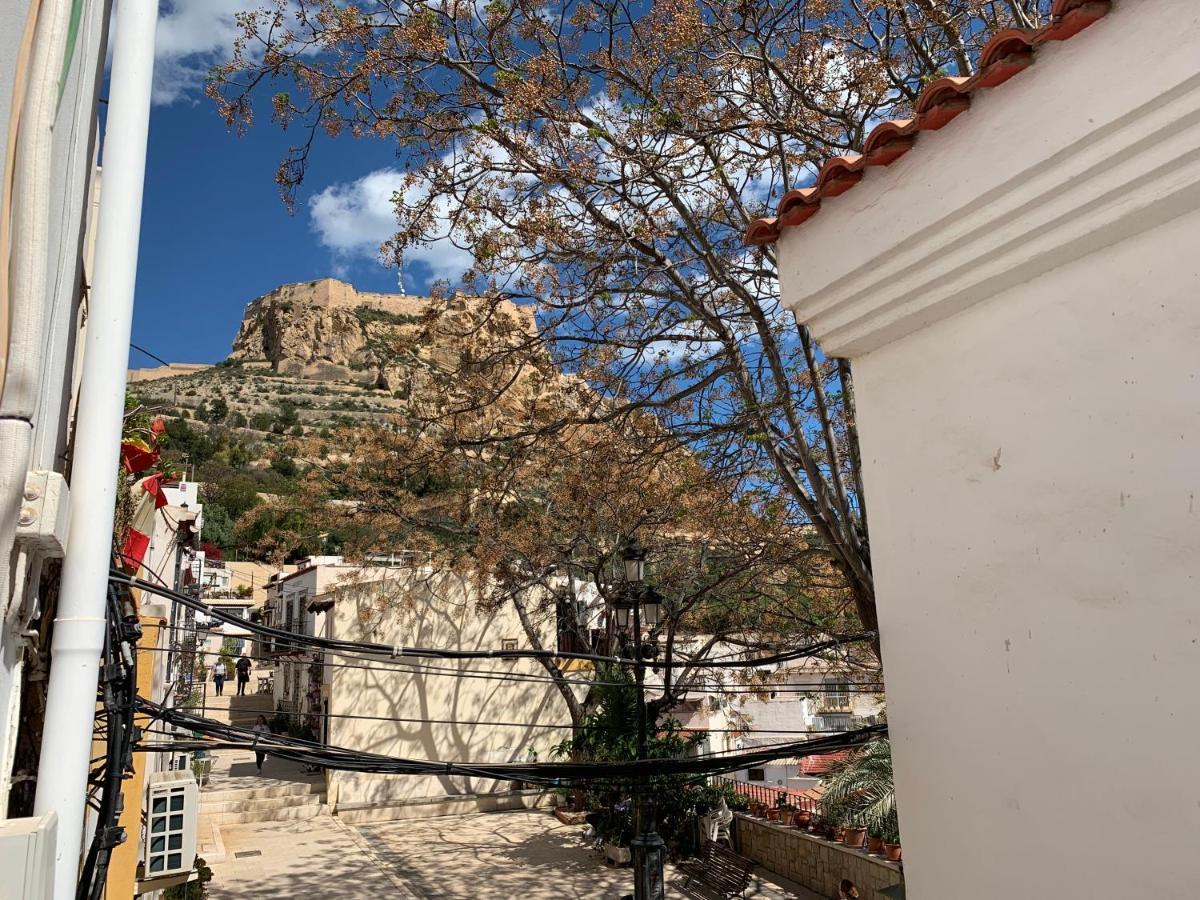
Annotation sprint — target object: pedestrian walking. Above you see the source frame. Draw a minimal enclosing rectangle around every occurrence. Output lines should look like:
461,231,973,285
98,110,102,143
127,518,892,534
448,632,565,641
252,715,271,772
235,652,252,696
212,660,226,696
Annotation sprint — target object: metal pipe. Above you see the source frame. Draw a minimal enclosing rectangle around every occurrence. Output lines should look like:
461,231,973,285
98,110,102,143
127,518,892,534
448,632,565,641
32,2,159,895
630,589,665,900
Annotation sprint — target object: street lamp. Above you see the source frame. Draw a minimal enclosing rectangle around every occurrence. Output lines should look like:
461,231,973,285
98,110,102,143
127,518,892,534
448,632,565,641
623,541,646,583
619,539,666,900
611,595,634,631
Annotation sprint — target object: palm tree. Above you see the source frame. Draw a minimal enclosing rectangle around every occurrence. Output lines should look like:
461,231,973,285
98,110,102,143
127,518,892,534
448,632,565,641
818,738,898,841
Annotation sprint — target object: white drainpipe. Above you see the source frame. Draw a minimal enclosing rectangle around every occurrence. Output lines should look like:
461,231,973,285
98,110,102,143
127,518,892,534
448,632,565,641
32,1,159,895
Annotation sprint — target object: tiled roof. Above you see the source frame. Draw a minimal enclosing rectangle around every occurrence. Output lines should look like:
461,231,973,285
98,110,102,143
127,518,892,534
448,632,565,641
744,0,1112,247
798,749,852,775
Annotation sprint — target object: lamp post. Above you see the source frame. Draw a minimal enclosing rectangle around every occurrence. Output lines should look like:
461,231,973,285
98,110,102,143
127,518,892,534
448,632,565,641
620,539,666,900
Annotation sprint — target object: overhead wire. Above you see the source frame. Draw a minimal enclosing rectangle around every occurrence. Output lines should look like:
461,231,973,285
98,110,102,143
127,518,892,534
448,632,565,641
136,643,885,695
136,699,887,783
111,570,875,672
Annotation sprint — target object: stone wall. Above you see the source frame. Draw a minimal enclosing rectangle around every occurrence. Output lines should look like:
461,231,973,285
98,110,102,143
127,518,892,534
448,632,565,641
258,278,431,316
127,363,212,383
733,814,902,900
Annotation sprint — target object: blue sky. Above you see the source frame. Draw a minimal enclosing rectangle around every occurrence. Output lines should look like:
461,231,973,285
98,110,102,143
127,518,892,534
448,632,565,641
130,2,465,366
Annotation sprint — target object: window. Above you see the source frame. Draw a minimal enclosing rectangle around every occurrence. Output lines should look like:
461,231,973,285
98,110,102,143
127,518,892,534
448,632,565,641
823,677,850,710
500,638,518,651
747,768,766,782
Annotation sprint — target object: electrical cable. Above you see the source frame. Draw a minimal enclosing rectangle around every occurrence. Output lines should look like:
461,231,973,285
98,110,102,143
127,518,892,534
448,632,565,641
76,579,141,900
135,698,886,783
130,341,172,368
135,643,886,695
161,698,869,735
111,570,875,671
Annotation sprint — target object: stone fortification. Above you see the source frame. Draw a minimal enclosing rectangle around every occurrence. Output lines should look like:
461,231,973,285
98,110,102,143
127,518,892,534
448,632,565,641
128,363,212,383
228,277,534,389
243,278,432,318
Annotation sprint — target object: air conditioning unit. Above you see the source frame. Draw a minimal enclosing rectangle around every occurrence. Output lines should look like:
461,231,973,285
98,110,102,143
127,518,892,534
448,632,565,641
144,770,199,879
0,812,57,899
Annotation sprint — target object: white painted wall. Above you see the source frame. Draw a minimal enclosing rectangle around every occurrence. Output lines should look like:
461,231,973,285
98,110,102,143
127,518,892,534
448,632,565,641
324,570,575,811
775,3,1200,896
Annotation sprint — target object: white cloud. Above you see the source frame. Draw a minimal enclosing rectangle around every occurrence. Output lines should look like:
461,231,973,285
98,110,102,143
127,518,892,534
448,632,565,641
307,168,474,286
151,0,265,104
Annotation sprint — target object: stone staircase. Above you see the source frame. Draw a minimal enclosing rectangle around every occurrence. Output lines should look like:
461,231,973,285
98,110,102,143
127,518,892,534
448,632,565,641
193,689,273,727
194,692,329,860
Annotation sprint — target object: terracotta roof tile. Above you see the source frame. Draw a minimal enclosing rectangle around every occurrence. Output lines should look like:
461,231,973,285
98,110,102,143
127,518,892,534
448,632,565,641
798,749,852,775
744,0,1112,247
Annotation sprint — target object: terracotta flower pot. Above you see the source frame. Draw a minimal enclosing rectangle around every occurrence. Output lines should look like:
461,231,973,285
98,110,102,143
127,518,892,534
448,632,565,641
832,826,846,842
842,826,868,848
766,808,782,823
867,836,884,853
883,842,902,861
793,811,812,829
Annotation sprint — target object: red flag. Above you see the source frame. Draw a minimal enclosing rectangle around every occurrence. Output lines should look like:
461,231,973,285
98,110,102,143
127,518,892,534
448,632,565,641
121,439,159,474
121,529,150,572
141,473,169,508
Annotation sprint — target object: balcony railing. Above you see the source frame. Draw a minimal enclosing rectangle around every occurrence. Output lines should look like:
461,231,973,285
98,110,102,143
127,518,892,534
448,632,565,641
710,775,820,816
814,693,852,713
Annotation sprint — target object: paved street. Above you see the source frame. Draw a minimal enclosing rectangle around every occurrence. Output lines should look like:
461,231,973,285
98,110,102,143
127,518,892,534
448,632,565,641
209,818,401,899
207,810,823,899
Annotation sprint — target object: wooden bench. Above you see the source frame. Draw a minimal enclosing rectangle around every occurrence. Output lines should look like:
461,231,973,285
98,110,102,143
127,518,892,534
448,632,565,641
677,841,755,898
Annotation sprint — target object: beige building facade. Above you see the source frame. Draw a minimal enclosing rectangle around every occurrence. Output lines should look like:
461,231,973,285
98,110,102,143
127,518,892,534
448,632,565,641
262,559,576,819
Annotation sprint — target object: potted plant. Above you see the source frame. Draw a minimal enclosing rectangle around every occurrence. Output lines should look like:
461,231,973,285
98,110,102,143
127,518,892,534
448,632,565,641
591,805,634,866
819,798,848,841
867,827,885,854
778,799,797,825
818,738,898,851
841,812,868,849
880,812,902,861
766,791,787,823
793,808,812,829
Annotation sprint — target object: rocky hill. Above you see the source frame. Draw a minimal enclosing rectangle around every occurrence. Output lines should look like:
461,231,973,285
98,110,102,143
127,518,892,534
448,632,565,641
129,278,536,436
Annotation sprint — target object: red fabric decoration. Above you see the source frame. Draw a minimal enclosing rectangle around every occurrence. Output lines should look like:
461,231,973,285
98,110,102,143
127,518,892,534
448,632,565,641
141,473,169,508
121,440,159,474
121,529,150,573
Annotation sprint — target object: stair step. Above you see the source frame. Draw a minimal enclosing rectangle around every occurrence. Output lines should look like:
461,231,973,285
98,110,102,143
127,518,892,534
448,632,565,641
199,802,329,826
200,792,322,815
201,781,323,803
196,819,226,862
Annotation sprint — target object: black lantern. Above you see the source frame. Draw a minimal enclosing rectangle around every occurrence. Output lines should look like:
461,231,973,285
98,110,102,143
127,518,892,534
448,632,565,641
640,587,664,628
622,540,646,584
612,596,635,630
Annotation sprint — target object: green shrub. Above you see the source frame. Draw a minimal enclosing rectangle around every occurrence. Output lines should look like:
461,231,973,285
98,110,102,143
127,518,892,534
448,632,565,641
164,856,212,899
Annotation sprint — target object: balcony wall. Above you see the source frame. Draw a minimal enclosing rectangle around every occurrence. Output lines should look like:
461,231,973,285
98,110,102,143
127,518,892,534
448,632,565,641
733,813,902,900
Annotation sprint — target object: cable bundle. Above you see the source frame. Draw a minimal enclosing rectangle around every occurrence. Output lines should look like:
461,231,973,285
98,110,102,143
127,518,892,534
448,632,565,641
109,570,874,670
138,698,886,785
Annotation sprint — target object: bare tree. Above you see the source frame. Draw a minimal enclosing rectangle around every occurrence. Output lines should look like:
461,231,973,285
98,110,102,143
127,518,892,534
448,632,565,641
212,0,1055,646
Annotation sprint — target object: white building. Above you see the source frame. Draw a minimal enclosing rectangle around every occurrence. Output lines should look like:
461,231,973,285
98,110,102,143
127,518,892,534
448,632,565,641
259,556,578,820
756,2,1200,896
665,648,883,791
